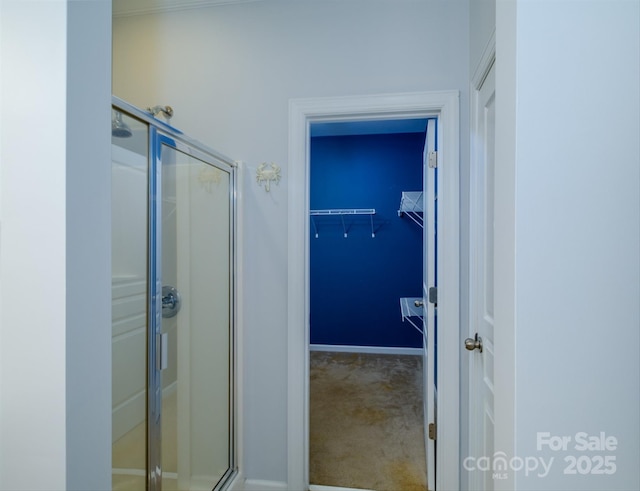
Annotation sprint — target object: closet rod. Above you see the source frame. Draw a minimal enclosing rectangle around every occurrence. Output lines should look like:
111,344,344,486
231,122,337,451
309,209,375,216
309,208,376,238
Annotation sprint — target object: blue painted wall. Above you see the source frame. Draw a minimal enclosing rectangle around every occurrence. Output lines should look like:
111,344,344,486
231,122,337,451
310,132,425,348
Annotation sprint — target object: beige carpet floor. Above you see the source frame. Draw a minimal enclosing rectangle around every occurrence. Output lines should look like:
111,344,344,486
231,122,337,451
310,351,428,491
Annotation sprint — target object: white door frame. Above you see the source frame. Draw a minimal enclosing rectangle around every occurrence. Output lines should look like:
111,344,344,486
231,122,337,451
287,91,460,491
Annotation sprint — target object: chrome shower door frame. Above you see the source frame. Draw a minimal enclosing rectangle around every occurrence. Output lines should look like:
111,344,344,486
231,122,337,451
113,96,238,491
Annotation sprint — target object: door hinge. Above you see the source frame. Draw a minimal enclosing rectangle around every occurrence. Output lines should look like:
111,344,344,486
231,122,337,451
428,150,438,168
428,422,436,440
428,286,438,305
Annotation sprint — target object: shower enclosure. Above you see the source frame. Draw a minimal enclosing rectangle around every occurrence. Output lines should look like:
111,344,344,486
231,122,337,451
111,97,237,491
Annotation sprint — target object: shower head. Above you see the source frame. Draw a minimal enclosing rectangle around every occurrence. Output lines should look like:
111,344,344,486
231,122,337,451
112,112,132,138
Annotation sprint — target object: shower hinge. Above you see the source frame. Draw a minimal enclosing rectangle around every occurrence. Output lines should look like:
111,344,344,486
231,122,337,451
428,151,438,168
428,422,437,440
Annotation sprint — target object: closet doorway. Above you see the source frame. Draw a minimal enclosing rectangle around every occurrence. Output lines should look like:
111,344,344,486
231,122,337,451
307,118,432,491
287,92,461,491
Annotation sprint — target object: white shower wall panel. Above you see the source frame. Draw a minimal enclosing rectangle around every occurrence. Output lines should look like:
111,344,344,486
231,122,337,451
112,146,147,279
111,276,147,443
111,146,149,443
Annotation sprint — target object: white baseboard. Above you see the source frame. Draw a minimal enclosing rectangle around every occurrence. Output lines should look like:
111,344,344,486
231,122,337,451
242,479,289,491
310,344,422,356
227,471,244,491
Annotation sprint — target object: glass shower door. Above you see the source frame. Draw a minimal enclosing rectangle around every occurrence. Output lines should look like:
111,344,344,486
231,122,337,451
112,100,236,491
155,137,234,491
111,109,149,491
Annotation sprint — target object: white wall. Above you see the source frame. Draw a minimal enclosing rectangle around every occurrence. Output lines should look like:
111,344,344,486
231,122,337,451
469,0,496,74
496,1,640,489
494,1,517,490
1,2,68,488
0,1,112,489
114,0,470,483
66,3,112,487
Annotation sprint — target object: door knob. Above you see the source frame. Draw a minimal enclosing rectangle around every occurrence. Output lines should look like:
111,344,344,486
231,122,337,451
464,333,483,353
414,299,424,307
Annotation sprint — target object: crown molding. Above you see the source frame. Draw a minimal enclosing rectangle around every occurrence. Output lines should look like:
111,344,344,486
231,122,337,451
113,0,262,18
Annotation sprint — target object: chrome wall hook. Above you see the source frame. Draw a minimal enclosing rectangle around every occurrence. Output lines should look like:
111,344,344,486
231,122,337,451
148,105,174,121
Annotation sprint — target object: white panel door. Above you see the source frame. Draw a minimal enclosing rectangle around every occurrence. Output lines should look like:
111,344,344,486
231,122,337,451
423,119,437,491
468,61,496,491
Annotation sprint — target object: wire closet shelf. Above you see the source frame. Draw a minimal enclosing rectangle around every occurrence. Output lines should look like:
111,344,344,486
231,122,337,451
309,208,376,238
397,191,424,228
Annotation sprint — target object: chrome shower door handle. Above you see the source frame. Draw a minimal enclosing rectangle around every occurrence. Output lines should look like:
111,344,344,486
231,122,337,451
162,285,181,318
157,332,169,371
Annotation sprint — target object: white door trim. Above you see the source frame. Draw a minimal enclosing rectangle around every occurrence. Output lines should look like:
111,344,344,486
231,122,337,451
287,91,460,491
